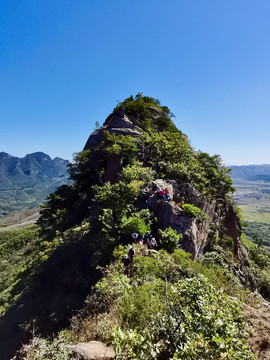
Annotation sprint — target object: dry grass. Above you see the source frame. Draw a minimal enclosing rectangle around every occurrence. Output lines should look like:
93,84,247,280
71,304,121,344
0,207,40,231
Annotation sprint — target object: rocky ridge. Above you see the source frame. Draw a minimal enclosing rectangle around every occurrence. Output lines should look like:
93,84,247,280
3,95,266,359
83,106,256,290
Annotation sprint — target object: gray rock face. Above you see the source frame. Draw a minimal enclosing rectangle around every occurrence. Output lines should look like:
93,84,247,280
69,341,115,360
84,110,143,150
150,180,216,258
149,179,256,289
219,201,257,289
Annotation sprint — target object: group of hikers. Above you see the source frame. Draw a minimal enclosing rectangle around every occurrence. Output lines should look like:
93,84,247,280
140,185,171,209
132,231,157,249
121,231,157,274
122,184,172,274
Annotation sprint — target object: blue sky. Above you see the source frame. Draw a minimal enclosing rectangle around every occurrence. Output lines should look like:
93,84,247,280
1,0,270,165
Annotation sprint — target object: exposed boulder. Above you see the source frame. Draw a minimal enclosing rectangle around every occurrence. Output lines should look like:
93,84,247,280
68,341,115,360
147,179,256,290
84,109,143,150
149,180,216,259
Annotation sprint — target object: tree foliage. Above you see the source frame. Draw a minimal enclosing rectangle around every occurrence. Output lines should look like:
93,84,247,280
76,247,256,360
114,93,176,131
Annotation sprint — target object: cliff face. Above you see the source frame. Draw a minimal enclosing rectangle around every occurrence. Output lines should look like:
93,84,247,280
84,109,143,149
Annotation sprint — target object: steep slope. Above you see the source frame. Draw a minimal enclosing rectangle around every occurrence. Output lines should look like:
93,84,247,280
0,152,70,215
1,94,265,359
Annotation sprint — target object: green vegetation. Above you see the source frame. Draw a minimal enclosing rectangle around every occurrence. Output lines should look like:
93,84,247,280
0,94,263,359
114,93,176,132
238,204,270,224
68,246,256,360
38,95,235,248
0,152,70,216
243,221,270,247
158,227,182,253
142,130,234,197
0,226,41,314
182,203,202,217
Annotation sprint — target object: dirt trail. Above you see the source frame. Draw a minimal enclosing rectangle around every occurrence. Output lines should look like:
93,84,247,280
243,300,270,360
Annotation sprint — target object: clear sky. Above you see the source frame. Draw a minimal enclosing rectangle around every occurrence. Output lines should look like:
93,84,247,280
1,0,270,165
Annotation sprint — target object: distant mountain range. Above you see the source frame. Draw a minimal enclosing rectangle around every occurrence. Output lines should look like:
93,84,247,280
0,152,70,216
1,152,270,218
229,164,270,181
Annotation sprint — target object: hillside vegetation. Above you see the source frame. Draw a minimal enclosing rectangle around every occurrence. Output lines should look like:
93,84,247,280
230,165,270,226
0,152,70,216
1,94,270,359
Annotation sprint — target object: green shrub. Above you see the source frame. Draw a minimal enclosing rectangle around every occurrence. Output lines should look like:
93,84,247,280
182,203,202,217
20,334,71,360
158,227,182,253
121,216,150,241
113,276,255,360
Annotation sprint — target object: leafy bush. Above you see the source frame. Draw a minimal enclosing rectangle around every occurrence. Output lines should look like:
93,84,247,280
182,203,202,217
113,275,255,360
158,227,182,253
17,334,72,360
114,93,176,131
121,216,150,242
65,246,256,359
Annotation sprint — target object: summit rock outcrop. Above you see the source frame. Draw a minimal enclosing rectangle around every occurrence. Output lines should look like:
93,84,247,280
84,109,143,150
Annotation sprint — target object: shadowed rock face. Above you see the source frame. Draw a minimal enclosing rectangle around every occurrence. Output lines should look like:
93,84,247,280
150,180,216,259
148,179,256,289
84,109,143,150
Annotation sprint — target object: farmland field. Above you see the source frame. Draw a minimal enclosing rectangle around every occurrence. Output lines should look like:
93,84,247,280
232,178,270,223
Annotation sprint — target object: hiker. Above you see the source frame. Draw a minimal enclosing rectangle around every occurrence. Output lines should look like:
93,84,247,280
128,246,135,261
137,238,144,246
132,233,138,241
122,255,131,275
143,232,150,242
140,188,149,202
150,237,157,249
164,193,170,201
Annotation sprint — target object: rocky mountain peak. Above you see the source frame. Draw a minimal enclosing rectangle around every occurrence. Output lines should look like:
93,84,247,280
84,109,143,150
